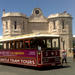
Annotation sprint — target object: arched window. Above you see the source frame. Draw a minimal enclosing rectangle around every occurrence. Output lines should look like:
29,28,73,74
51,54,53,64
6,21,8,29
62,20,65,29
14,21,17,29
62,41,65,50
53,20,56,29
23,21,24,30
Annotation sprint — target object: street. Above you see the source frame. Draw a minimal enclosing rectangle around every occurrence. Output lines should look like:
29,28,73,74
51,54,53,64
0,58,75,75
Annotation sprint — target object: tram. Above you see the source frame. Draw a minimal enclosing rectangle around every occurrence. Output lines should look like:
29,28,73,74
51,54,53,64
0,34,61,67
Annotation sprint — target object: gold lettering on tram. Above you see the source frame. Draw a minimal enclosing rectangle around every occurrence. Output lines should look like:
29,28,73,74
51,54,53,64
11,52,24,55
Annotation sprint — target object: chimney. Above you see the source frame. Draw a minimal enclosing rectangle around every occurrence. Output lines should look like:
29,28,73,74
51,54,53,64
63,11,67,13
3,9,5,16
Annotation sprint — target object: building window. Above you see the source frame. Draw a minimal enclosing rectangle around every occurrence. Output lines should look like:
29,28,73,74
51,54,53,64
62,41,65,50
62,20,65,29
6,21,8,29
53,20,56,29
23,21,24,30
14,21,17,29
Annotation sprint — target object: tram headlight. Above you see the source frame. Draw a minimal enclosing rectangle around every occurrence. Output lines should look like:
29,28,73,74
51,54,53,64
51,52,54,56
38,52,41,55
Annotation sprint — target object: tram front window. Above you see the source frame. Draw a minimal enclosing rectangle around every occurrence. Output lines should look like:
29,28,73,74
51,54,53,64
46,38,59,50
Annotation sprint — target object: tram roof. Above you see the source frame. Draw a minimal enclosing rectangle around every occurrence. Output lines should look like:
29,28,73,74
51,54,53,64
0,33,60,42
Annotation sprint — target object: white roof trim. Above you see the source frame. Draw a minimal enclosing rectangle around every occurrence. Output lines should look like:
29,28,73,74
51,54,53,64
0,34,60,42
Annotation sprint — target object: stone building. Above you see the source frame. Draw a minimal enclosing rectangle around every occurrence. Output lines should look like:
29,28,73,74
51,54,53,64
2,8,73,56
73,35,75,47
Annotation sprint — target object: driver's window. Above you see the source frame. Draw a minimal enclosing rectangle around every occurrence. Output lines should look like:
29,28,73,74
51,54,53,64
47,39,51,48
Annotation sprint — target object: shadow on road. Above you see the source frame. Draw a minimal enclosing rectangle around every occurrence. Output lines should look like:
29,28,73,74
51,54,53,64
32,65,71,71
0,63,71,71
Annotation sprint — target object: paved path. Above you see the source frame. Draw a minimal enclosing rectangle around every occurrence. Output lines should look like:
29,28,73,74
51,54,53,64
0,58,75,75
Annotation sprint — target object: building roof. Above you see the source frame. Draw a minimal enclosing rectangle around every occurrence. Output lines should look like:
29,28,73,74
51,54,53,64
0,33,60,42
48,12,72,18
2,12,26,18
73,35,75,37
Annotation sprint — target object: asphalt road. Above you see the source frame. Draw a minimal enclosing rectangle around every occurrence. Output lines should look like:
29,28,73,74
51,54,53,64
0,58,75,75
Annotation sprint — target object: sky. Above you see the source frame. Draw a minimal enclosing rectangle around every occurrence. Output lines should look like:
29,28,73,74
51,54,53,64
0,0,75,36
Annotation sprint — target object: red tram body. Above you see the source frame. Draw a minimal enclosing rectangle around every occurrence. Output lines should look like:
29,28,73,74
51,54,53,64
0,34,61,67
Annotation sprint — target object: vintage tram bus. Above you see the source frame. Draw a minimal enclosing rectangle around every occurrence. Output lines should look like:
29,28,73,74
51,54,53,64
0,34,61,67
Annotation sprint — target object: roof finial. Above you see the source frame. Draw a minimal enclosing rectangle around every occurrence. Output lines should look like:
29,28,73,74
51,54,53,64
63,11,67,13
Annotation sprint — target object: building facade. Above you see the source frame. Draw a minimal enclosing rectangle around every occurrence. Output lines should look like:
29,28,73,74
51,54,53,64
2,8,73,56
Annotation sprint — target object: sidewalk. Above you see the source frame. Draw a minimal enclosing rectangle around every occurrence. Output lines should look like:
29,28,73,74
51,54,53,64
61,57,73,66
67,57,73,63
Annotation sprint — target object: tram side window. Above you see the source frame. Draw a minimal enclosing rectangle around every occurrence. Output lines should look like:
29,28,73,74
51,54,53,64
30,39,36,49
8,42,11,49
6,42,9,49
0,42,3,49
24,40,30,49
4,42,7,49
19,40,23,49
14,41,19,49
0,42,9,50
10,42,14,49
14,41,16,49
